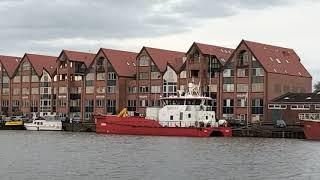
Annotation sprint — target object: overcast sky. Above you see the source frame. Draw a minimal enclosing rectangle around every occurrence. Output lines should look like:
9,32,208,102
0,0,319,84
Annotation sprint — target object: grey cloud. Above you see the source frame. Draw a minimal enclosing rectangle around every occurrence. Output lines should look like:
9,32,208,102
0,0,300,55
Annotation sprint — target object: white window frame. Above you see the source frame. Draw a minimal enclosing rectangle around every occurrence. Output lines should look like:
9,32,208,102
268,104,287,109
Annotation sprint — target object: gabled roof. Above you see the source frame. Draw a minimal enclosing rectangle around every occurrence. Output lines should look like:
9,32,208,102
24,54,57,76
193,42,234,65
272,92,320,103
142,47,185,73
100,48,138,77
0,55,21,78
61,50,96,67
243,40,311,78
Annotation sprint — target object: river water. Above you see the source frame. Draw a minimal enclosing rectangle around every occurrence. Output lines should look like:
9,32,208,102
0,131,320,180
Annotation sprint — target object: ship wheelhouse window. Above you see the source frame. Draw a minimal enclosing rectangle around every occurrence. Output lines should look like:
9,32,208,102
170,116,173,120
186,99,201,105
188,114,191,118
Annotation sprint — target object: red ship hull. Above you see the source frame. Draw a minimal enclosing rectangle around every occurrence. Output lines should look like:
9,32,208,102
303,120,320,140
95,116,232,137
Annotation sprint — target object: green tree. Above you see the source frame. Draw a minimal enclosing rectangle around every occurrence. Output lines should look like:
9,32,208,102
314,81,320,92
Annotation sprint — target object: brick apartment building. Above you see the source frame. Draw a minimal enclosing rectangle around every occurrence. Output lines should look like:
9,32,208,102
0,40,313,124
134,47,185,115
0,55,21,115
219,40,312,125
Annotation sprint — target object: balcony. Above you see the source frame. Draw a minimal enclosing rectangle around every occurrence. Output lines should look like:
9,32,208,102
70,93,81,99
40,94,51,99
85,107,94,112
40,82,49,87
70,106,81,112
75,67,86,74
96,65,105,73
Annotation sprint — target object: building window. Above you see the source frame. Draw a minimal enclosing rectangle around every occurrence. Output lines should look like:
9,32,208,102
150,100,161,107
2,100,9,107
59,87,67,94
2,76,9,83
127,100,136,111
268,104,287,109
190,70,199,78
291,104,310,110
107,86,116,93
107,72,116,80
237,69,248,77
22,88,29,95
151,62,159,72
252,83,264,92
31,88,39,95
223,84,234,92
22,61,31,71
151,72,161,79
223,69,234,77
31,75,39,82
74,75,83,81
12,100,20,107
86,73,94,80
139,100,148,107
128,87,137,93
252,99,264,114
139,86,149,93
96,73,105,81
151,86,161,93
237,50,249,66
139,72,148,80
96,87,105,94
86,87,94,94
237,98,247,107
252,68,264,76
22,76,30,83
2,88,9,95
106,100,116,114
163,80,177,97
315,104,320,110
13,88,20,95
237,84,248,92
222,99,234,114
96,99,105,107
139,56,149,66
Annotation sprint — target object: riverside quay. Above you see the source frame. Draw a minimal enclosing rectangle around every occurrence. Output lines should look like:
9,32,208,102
0,40,312,125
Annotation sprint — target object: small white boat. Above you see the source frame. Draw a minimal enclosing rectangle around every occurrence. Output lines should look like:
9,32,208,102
24,115,62,131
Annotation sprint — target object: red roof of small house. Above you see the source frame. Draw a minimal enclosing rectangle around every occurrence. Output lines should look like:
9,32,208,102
0,55,21,78
143,47,185,73
100,48,138,77
62,50,96,67
243,40,311,78
24,54,57,76
194,42,234,65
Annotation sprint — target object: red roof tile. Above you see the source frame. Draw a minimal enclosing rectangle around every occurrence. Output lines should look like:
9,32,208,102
243,40,311,78
24,54,57,76
100,48,138,77
194,42,234,64
62,50,96,67
143,47,185,73
0,55,21,78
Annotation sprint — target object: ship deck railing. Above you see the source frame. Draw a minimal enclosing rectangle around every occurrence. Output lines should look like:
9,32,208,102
158,120,214,128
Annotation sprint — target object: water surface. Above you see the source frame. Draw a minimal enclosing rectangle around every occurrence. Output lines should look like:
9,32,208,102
0,131,320,180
